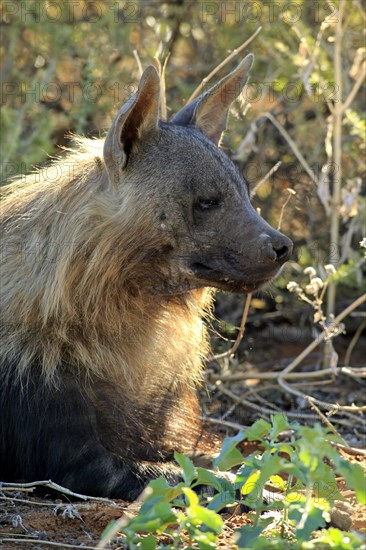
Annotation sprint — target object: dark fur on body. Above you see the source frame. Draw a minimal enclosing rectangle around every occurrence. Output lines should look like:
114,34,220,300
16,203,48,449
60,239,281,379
0,57,292,499
1,364,208,499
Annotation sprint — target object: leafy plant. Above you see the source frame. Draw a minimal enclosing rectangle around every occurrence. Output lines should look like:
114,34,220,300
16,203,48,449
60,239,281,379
98,415,365,549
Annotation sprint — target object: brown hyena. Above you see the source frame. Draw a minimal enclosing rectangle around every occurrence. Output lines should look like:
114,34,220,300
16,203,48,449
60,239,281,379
0,55,292,500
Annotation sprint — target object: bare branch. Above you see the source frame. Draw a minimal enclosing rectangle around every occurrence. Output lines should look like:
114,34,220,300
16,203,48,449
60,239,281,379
202,416,249,431
277,188,296,231
330,441,366,457
250,161,282,199
341,63,366,112
278,293,366,409
0,479,117,505
0,539,96,549
327,0,346,317
306,396,348,445
263,112,318,185
214,292,252,360
160,53,170,121
133,49,143,76
187,27,262,103
208,365,365,382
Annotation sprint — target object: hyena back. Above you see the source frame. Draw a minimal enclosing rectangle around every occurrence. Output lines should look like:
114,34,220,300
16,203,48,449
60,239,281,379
0,55,292,499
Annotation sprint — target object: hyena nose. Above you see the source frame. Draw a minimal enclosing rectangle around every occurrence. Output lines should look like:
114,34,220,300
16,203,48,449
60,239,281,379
260,233,293,263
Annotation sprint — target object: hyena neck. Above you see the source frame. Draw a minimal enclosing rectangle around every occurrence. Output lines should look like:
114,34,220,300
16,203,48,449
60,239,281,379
1,286,213,392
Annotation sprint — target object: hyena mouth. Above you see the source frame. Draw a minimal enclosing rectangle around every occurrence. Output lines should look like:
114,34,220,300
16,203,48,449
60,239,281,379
190,262,281,293
191,262,215,276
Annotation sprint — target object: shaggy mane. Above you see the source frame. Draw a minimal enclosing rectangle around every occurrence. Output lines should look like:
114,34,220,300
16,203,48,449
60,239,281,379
0,137,214,393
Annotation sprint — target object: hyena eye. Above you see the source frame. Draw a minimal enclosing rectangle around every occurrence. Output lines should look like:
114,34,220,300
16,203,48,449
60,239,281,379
195,198,220,211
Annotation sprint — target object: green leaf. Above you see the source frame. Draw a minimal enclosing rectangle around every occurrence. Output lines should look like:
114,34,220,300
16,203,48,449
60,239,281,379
190,530,219,549
195,467,229,492
143,476,170,496
189,505,223,533
242,471,261,496
139,478,183,514
183,486,199,507
128,501,177,534
314,527,365,549
206,489,237,512
139,534,157,549
285,492,306,505
174,451,196,485
244,419,271,441
335,461,366,505
290,503,327,541
268,474,287,491
269,414,292,439
234,524,266,548
213,431,245,470
236,459,257,478
256,455,287,485
276,443,295,457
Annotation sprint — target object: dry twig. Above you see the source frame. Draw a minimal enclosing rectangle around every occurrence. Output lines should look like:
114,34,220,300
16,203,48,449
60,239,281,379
306,396,348,445
203,416,249,431
187,27,262,103
209,365,365,382
0,495,55,507
250,161,282,199
278,294,365,382
344,319,366,367
330,441,366,457
0,539,96,549
214,293,253,360
0,480,117,506
132,49,143,76
277,188,296,231
327,0,346,317
263,112,318,185
209,295,365,437
160,53,170,121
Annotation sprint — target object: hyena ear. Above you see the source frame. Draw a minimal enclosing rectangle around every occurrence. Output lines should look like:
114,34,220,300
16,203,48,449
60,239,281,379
104,65,160,182
172,54,254,145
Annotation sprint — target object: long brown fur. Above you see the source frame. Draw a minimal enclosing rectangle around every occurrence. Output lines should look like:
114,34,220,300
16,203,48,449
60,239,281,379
1,137,212,393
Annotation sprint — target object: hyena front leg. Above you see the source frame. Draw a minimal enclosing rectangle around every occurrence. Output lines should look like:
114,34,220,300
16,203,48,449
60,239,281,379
0,366,184,500
61,450,183,500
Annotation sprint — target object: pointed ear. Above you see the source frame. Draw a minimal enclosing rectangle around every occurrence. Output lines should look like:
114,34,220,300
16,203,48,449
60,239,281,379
104,65,160,183
172,54,254,145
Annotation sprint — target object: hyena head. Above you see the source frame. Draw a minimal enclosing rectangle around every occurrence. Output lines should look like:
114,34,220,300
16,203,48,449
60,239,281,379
103,55,292,295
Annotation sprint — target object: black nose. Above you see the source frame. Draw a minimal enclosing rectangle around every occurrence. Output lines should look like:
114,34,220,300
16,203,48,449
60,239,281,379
260,233,293,263
273,240,293,262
